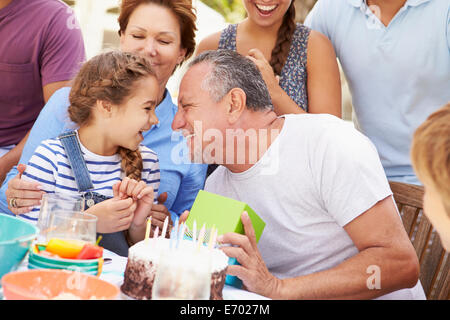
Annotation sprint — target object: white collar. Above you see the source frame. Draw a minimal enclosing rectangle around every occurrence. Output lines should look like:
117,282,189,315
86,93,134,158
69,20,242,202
347,0,431,8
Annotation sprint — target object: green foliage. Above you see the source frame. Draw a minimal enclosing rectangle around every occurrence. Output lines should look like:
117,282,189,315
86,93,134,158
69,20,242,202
200,0,246,23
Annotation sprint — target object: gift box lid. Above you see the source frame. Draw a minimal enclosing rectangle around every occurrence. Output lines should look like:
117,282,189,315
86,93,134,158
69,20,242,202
186,190,265,243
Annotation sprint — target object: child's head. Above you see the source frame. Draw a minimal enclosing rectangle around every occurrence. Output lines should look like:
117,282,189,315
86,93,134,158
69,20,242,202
68,50,159,181
411,103,450,251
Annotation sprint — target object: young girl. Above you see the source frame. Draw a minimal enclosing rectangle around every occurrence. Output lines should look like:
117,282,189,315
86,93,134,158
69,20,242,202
196,0,341,117
20,51,161,256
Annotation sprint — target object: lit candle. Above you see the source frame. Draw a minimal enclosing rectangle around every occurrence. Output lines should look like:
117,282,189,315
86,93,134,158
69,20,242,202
208,226,216,250
145,217,152,244
197,224,206,250
192,220,197,246
169,217,179,249
173,217,179,238
161,216,168,239
177,222,185,248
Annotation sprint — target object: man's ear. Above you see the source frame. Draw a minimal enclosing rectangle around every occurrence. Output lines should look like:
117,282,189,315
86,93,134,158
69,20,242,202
226,88,246,124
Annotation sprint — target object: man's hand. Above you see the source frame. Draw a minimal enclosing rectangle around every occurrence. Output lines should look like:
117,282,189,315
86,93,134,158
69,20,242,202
5,164,44,214
218,211,281,298
179,210,189,224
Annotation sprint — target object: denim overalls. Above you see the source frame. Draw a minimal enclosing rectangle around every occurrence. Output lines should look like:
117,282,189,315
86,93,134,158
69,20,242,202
58,131,129,256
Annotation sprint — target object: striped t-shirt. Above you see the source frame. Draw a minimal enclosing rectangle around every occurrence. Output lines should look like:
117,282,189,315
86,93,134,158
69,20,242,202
21,133,160,222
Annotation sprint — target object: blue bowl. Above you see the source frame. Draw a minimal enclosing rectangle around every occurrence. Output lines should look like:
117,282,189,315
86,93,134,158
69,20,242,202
0,214,38,280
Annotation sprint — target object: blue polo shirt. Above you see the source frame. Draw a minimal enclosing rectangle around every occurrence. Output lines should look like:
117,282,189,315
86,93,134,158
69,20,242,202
0,87,207,220
305,0,450,184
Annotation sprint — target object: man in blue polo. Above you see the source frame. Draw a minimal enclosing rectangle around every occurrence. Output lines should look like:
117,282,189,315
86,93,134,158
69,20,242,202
305,0,450,185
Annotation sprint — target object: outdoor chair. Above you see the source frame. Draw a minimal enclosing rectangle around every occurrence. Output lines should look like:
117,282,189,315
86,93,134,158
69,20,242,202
389,181,449,300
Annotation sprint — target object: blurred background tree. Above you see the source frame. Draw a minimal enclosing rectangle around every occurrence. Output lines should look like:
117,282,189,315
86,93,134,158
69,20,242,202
294,0,317,22
60,0,355,121
199,0,317,23
200,0,245,23
62,1,318,24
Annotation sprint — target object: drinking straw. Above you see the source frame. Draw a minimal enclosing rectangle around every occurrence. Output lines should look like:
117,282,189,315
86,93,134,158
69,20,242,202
176,223,185,249
96,235,102,246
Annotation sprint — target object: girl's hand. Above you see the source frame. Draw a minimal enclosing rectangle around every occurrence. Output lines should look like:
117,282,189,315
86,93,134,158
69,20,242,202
114,177,150,201
246,48,281,97
113,178,155,227
85,197,136,234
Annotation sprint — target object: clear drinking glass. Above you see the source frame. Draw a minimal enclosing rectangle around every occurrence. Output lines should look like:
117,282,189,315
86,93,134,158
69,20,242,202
36,193,85,244
46,211,97,244
152,249,211,300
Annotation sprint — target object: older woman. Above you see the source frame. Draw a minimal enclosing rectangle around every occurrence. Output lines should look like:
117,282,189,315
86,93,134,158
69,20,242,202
1,0,207,233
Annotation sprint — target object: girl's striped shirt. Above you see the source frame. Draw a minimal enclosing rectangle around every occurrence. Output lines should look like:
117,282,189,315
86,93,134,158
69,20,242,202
21,134,160,222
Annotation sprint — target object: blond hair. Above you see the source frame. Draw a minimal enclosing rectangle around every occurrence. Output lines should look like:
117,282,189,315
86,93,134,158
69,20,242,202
68,51,156,181
411,103,450,217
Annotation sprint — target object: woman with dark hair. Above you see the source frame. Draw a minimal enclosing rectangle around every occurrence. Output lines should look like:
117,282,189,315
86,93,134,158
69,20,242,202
196,0,342,117
2,0,207,246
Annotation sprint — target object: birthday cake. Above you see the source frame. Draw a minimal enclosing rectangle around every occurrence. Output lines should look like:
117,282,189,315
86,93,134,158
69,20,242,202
120,238,229,300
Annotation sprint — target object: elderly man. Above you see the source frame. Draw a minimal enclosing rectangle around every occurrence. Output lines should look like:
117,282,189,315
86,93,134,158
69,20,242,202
173,50,425,299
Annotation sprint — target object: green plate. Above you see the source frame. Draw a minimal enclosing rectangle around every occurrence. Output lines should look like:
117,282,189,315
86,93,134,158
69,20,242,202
29,250,99,267
27,261,98,275
28,257,98,271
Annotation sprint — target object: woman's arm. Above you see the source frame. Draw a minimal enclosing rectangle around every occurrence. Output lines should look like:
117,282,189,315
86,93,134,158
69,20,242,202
0,82,71,185
247,36,342,118
306,30,342,117
0,132,30,186
16,142,58,217
194,31,221,56
2,87,72,214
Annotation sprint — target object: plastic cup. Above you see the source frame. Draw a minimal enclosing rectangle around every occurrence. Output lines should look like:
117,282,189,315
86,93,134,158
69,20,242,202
152,248,211,300
37,193,85,244
46,211,97,244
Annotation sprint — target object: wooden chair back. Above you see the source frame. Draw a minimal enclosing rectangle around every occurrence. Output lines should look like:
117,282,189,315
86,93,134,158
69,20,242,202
389,181,449,300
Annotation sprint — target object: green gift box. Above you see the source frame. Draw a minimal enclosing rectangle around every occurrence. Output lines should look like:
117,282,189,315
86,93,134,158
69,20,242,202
185,190,266,288
186,190,266,241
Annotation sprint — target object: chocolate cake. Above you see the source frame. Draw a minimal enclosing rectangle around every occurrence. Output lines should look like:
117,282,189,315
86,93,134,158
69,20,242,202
121,238,228,300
